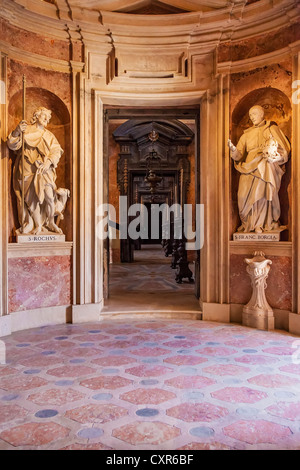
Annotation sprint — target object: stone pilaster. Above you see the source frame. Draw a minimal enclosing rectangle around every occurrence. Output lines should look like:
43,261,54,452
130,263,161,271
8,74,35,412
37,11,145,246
0,52,10,335
200,74,231,322
71,63,105,322
289,49,300,333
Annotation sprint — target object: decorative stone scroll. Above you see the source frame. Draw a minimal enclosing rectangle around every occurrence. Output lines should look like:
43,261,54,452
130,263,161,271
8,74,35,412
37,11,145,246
242,251,274,331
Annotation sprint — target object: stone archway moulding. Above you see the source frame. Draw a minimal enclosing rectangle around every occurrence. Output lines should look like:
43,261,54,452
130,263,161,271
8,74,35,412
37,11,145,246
71,90,207,324
69,78,232,324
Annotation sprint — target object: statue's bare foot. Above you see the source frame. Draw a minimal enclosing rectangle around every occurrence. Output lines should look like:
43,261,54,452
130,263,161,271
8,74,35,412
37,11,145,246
32,226,42,235
21,223,32,234
47,222,63,234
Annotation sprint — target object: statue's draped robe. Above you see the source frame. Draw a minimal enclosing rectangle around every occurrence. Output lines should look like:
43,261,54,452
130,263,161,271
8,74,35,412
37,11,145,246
7,125,65,232
233,120,291,232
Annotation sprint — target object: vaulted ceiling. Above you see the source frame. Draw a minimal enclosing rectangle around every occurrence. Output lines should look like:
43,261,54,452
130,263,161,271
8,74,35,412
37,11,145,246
48,0,251,15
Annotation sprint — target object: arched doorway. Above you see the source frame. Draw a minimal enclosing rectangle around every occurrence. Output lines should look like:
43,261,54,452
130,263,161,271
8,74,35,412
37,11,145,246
102,107,201,318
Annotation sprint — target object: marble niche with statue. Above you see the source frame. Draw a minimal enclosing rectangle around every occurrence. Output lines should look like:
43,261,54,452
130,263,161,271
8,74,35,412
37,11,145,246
7,107,70,243
228,105,290,242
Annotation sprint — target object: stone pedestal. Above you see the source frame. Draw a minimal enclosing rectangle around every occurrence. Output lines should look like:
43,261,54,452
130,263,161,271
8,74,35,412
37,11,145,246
242,309,275,330
242,251,274,331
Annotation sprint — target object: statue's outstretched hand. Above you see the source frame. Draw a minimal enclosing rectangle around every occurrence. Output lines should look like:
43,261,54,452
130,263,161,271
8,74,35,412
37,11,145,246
12,120,27,137
36,160,52,175
227,139,236,152
17,120,27,134
277,145,288,161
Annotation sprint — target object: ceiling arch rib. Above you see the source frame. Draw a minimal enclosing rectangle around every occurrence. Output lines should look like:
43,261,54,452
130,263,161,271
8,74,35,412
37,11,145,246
115,0,190,14
59,0,236,13
151,0,232,10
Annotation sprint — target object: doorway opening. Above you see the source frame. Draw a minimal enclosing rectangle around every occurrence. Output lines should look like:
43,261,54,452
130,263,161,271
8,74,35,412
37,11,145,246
103,107,201,318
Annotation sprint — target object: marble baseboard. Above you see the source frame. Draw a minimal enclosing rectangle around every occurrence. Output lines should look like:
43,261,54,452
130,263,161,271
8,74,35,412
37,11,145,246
10,305,72,333
274,308,290,332
289,313,300,336
230,303,243,323
0,302,299,337
0,305,72,337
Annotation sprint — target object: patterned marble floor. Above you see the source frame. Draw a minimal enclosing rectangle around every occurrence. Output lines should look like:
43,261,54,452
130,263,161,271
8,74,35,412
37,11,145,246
1,319,300,450
106,245,200,315
110,245,196,294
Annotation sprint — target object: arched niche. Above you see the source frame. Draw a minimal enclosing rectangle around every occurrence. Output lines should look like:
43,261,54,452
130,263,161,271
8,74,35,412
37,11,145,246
7,87,72,241
230,87,292,240
232,87,292,142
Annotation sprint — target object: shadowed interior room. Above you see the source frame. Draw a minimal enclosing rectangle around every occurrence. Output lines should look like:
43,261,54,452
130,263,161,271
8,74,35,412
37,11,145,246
0,0,300,451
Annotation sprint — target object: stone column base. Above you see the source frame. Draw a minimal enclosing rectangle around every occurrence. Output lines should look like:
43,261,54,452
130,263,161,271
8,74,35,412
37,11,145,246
242,308,275,331
72,302,103,323
0,315,12,338
200,302,230,323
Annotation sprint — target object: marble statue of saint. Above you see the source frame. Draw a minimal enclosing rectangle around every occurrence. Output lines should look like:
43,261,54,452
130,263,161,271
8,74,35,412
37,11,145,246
7,107,70,235
228,105,290,234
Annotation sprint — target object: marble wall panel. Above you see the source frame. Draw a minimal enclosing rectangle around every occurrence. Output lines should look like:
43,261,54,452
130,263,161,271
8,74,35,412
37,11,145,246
218,21,300,63
8,255,72,313
0,18,71,62
230,254,292,311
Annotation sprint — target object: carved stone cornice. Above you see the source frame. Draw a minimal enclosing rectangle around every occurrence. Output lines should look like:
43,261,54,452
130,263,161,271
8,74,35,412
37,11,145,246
1,0,298,48
217,40,300,74
230,241,292,257
0,39,74,73
8,242,73,258
1,0,299,85
1,0,69,40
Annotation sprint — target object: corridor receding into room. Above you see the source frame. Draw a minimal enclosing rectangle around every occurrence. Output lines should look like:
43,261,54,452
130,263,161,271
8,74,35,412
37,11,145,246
103,112,201,319
104,244,200,318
